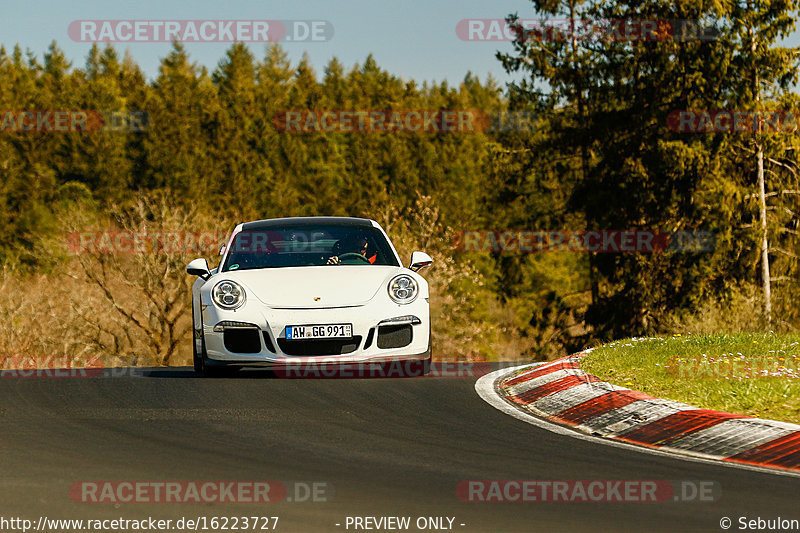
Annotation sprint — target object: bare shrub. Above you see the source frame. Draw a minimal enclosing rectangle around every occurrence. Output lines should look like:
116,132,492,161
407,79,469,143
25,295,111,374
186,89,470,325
379,194,531,361
0,265,98,368
59,194,228,367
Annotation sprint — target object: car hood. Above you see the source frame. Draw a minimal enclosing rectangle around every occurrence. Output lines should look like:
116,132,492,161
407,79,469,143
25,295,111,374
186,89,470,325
219,266,403,308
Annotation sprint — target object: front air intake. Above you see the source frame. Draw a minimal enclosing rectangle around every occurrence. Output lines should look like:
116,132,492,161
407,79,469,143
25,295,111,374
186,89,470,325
376,324,413,349
278,337,363,356
223,329,262,353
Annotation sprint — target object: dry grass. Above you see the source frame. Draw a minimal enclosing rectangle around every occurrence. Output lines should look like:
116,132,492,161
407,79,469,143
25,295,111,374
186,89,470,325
582,333,800,424
379,194,532,361
0,193,532,368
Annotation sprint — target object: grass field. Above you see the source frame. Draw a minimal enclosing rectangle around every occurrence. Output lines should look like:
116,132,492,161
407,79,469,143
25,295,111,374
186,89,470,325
580,333,800,424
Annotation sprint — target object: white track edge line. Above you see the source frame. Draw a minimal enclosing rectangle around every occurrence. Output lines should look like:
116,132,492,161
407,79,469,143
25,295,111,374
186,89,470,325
475,363,800,480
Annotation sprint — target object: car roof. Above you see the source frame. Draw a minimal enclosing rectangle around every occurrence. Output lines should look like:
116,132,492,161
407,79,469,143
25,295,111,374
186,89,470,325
240,216,375,231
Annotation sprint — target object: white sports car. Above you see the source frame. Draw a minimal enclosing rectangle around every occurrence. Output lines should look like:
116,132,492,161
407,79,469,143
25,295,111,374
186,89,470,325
186,217,433,376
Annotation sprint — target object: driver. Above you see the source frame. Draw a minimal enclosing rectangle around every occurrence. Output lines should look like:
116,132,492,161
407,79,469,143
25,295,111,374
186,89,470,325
327,236,377,265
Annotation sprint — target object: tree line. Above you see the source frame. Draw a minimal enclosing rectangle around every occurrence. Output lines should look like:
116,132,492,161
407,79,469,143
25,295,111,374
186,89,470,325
1,0,800,362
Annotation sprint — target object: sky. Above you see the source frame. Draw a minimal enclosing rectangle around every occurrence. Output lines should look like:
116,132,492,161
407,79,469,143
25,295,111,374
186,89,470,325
2,1,798,89
0,0,534,86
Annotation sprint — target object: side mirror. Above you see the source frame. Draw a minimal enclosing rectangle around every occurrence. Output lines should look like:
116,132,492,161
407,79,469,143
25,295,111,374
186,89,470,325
219,243,227,256
187,258,211,280
409,251,433,272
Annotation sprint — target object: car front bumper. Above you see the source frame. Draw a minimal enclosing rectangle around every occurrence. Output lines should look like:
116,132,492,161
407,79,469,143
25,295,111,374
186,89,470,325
198,297,431,367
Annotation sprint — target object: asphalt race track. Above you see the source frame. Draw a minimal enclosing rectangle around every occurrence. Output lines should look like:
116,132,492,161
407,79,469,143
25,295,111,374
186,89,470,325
1,370,798,532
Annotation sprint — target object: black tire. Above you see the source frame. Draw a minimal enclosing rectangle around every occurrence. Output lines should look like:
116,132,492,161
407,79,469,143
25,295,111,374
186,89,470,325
420,355,432,376
192,308,207,375
194,336,232,377
193,334,205,374
420,333,432,376
192,310,238,377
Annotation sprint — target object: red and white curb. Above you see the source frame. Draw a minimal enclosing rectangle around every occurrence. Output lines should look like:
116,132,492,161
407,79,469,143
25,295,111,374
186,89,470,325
476,353,800,476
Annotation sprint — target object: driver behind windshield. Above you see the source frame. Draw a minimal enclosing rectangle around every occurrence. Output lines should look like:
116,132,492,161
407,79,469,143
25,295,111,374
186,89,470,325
326,236,377,265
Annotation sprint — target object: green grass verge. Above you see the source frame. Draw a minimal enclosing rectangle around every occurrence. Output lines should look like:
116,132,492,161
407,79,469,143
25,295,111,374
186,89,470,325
580,333,800,425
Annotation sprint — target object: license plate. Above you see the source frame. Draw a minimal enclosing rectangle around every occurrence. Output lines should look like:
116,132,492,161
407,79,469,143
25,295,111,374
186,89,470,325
286,324,353,339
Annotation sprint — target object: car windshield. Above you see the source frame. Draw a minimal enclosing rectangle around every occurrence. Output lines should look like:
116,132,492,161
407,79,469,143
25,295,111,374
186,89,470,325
221,224,400,271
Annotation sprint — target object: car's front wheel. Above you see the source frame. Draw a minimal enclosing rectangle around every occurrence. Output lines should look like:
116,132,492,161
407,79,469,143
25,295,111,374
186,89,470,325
192,316,221,377
193,334,204,374
192,333,208,376
420,355,432,376
193,337,227,378
193,330,237,377
192,307,206,375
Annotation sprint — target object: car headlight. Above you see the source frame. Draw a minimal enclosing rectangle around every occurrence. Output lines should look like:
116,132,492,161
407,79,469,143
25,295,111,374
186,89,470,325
388,274,418,304
212,280,246,310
